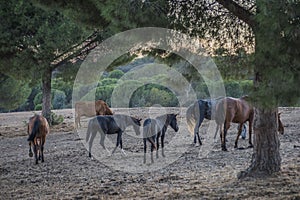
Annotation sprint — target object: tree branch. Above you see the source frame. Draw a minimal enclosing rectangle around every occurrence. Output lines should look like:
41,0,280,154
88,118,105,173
215,0,256,28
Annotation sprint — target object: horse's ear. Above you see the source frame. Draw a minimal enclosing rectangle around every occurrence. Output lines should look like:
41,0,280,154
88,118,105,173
138,118,142,122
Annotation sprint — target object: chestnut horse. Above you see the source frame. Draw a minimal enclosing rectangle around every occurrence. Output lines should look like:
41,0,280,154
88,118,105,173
215,96,254,151
75,99,113,128
27,115,50,164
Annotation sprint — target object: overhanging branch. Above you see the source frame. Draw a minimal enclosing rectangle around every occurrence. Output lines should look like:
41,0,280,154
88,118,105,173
216,0,256,28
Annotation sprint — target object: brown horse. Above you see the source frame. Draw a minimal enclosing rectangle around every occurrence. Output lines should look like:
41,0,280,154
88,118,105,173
75,99,113,128
27,114,50,164
215,96,254,151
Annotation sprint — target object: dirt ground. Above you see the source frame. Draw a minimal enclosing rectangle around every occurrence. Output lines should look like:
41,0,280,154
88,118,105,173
0,107,299,199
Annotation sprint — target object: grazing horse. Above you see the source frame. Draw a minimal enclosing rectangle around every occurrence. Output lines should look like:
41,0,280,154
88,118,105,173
143,113,179,164
186,98,223,145
75,99,113,128
215,96,254,151
86,114,142,157
27,115,50,164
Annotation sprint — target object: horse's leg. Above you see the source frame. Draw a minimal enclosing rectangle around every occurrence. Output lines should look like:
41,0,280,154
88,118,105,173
33,144,38,164
194,115,203,145
119,133,126,156
99,132,110,155
112,132,121,155
248,120,253,148
234,123,243,148
28,142,33,157
151,142,155,163
156,132,161,159
143,138,147,164
41,137,45,162
221,122,229,151
161,131,165,157
88,131,97,158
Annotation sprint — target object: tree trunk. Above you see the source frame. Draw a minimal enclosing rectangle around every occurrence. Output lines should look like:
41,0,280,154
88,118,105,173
238,10,282,177
238,107,281,178
42,67,52,125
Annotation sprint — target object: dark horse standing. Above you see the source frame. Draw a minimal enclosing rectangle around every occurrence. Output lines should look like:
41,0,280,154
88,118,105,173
86,114,142,157
143,113,179,164
186,98,222,145
27,114,50,164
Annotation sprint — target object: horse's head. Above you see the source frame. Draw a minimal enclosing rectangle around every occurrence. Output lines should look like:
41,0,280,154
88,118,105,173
169,113,179,132
278,113,284,134
131,117,142,135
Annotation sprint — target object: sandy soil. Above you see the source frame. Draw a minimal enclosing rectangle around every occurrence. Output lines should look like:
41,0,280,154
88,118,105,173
0,107,299,199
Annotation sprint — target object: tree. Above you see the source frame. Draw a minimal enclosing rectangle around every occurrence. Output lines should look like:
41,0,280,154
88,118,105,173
32,0,299,177
0,74,31,110
0,0,93,123
169,0,299,177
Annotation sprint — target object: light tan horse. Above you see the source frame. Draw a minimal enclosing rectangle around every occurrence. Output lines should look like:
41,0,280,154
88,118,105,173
75,99,113,128
27,115,50,164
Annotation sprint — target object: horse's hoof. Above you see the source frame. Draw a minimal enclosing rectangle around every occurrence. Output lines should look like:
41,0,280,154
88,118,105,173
222,147,228,151
29,152,33,157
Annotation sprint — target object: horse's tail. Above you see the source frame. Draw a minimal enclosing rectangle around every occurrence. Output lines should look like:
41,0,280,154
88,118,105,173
28,117,40,142
86,118,93,142
215,99,226,126
186,103,196,136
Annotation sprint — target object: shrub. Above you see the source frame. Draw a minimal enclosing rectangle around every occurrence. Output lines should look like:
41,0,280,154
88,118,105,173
52,90,66,109
34,104,42,111
108,70,124,79
50,112,64,125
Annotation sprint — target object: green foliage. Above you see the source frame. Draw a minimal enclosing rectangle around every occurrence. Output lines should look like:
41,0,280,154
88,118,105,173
34,104,42,111
0,74,31,110
95,85,115,105
130,84,179,107
108,70,124,79
52,89,66,109
33,89,66,109
50,111,64,125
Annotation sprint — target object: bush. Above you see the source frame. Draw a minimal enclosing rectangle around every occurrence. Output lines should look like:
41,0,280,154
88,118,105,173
52,90,66,109
34,104,42,111
33,89,66,110
50,112,64,125
224,80,243,97
108,70,124,79
129,84,179,107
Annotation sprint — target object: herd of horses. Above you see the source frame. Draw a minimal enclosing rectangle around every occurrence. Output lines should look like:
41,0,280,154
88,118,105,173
27,97,284,164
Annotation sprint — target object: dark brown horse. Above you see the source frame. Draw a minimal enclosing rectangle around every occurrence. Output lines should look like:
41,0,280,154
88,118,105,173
75,99,113,128
215,96,254,151
143,113,179,164
27,114,50,164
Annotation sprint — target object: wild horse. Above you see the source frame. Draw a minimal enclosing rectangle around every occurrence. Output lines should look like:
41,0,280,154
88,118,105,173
215,96,254,151
27,114,50,164
186,98,223,145
86,114,142,157
75,99,113,128
143,113,179,164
